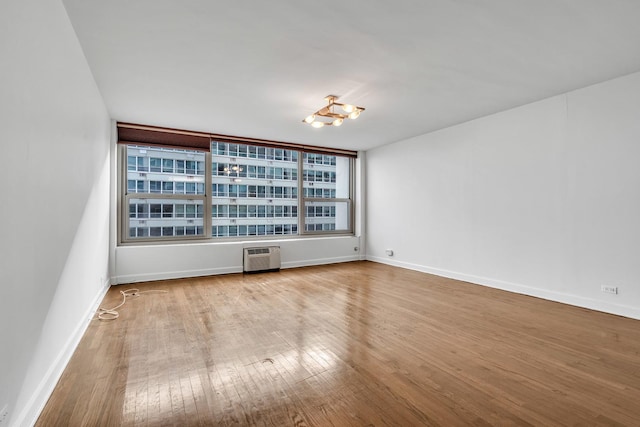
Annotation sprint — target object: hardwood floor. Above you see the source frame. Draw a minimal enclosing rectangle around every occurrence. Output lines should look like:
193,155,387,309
37,261,640,426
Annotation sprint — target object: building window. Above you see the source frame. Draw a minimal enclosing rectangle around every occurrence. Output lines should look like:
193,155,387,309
120,138,354,242
301,152,351,234
123,145,206,241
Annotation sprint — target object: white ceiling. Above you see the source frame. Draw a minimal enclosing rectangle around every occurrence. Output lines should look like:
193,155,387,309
62,0,640,151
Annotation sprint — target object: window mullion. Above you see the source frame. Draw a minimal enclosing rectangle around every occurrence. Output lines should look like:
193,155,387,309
298,152,305,235
204,149,212,237
120,140,353,243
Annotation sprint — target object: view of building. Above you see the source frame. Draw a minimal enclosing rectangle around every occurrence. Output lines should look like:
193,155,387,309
125,141,352,240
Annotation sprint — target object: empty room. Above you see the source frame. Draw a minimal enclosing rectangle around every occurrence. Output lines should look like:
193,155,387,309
2,0,640,426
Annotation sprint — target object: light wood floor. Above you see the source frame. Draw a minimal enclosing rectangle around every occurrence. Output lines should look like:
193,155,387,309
37,261,640,426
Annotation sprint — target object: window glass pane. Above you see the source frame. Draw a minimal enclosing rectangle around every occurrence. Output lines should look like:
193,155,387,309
125,142,353,241
126,148,205,193
126,198,204,239
175,160,185,173
137,204,149,218
302,153,349,200
150,204,162,218
186,160,196,174
150,158,161,172
304,200,350,232
138,157,148,172
149,181,161,193
209,141,299,238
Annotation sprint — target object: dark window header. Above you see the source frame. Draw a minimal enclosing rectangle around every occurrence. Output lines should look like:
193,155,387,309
117,122,357,158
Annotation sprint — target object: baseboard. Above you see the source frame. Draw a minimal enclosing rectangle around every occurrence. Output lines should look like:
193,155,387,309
14,279,111,427
114,266,241,284
115,256,361,284
282,255,360,269
367,256,640,320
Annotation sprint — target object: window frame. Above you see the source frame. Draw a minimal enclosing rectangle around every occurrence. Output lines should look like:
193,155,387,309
117,125,356,245
120,146,211,243
299,153,354,236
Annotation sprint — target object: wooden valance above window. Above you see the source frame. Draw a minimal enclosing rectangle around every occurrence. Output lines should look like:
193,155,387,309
117,123,211,151
117,122,358,158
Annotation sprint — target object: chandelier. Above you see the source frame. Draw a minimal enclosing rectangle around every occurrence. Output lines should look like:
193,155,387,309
223,165,243,175
303,95,365,128
223,165,243,182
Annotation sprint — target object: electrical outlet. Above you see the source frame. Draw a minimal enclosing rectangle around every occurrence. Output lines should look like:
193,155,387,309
601,285,618,295
385,249,394,256
0,404,9,425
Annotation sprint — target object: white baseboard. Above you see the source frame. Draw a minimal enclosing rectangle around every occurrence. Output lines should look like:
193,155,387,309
282,255,360,269
114,256,361,284
14,279,111,427
114,266,241,284
367,256,640,320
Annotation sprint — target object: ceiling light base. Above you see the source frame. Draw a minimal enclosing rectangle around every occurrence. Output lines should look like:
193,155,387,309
303,95,365,128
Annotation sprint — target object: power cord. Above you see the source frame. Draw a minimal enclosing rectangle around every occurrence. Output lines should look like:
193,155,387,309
96,288,168,321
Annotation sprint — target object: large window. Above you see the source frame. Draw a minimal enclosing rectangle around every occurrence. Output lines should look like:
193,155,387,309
210,142,300,238
120,136,354,243
302,152,351,233
125,146,206,239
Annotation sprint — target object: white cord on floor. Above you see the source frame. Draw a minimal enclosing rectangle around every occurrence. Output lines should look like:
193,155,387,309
96,288,168,321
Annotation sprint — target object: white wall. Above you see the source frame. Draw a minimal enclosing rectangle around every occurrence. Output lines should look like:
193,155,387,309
116,234,361,283
366,71,640,319
0,0,111,425
114,155,365,284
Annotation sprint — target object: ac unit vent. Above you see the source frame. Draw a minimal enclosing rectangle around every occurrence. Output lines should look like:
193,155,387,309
243,246,281,273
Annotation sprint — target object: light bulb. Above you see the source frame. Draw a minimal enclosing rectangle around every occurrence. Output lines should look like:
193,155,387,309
304,114,315,124
332,118,343,126
342,104,355,113
349,109,361,119
311,121,325,128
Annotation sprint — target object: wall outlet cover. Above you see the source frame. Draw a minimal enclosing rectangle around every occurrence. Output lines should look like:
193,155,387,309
601,285,618,294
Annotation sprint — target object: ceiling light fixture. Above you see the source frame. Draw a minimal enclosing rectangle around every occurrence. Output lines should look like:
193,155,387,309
223,165,243,174
302,95,365,128
223,165,243,182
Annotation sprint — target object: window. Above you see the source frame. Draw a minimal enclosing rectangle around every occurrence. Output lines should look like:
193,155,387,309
302,153,352,234
120,133,354,242
123,145,206,240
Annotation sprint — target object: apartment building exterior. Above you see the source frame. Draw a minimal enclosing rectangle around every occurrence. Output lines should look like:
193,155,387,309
124,141,352,241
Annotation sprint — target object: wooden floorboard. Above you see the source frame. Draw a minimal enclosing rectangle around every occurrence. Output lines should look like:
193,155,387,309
36,261,640,426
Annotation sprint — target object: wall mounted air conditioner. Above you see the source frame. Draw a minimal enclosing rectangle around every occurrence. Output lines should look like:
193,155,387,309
243,246,281,273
